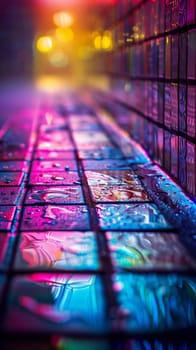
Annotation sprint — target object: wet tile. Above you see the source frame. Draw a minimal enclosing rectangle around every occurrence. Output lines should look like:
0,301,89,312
53,338,110,350
0,148,28,160
0,206,16,231
0,234,15,270
37,140,74,151
0,187,21,205
25,186,84,204
14,231,99,270
31,160,77,172
34,150,75,160
0,172,24,186
113,273,196,332
0,274,5,301
96,204,173,230
0,161,27,172
4,273,106,333
106,232,196,270
90,185,150,202
85,170,140,186
39,130,70,142
78,142,112,150
82,160,134,170
72,131,109,145
29,171,80,186
21,205,90,231
78,147,123,160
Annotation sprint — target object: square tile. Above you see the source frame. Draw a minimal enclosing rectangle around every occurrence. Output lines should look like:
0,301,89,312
113,273,196,332
36,140,74,151
14,231,100,270
4,273,106,333
0,234,16,270
85,170,140,186
0,206,16,231
0,172,24,186
72,131,109,145
82,160,133,170
34,151,75,160
0,187,21,205
96,204,173,230
31,160,78,172
77,147,123,160
106,232,196,270
90,185,150,202
21,205,90,231
25,186,84,204
0,161,27,172
29,171,80,186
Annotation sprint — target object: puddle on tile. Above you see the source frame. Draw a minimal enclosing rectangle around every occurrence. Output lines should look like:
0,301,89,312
25,186,84,204
21,205,90,231
5,273,106,332
90,185,150,202
15,231,99,270
113,273,196,332
85,170,140,186
96,203,173,230
106,232,196,270
29,172,80,186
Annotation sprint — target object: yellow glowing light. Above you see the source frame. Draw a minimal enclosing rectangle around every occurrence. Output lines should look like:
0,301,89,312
55,27,74,42
94,35,102,50
53,12,74,27
102,34,113,50
36,75,66,93
48,52,69,67
36,36,53,53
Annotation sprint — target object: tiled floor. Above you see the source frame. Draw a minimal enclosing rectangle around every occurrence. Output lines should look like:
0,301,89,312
0,90,196,349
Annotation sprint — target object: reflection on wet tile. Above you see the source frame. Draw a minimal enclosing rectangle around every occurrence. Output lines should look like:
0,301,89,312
29,172,80,186
0,234,15,270
113,273,196,332
90,185,150,202
14,231,99,270
82,160,133,170
4,274,106,332
73,131,109,145
96,204,173,230
0,274,5,301
78,147,123,160
0,206,16,231
0,148,28,161
126,339,196,350
106,232,196,270
85,170,140,186
31,160,77,172
55,338,110,350
77,142,112,150
34,150,75,160
0,172,24,186
0,187,21,205
21,205,90,231
0,161,27,172
37,141,74,151
25,186,84,204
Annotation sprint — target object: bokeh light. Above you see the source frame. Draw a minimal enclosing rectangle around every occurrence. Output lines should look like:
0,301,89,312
55,27,74,42
36,36,53,53
53,12,74,28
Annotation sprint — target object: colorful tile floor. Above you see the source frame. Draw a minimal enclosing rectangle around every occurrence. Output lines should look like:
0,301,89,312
0,90,196,349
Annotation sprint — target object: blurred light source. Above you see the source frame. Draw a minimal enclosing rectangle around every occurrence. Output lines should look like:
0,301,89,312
53,12,74,27
55,27,74,42
48,52,69,67
94,35,102,50
36,36,53,53
36,75,66,93
102,32,113,50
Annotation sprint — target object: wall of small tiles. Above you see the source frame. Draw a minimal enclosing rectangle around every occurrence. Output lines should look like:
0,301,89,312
93,0,196,197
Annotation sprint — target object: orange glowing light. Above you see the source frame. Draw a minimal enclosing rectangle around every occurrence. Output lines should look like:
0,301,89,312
36,36,53,53
53,12,74,27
